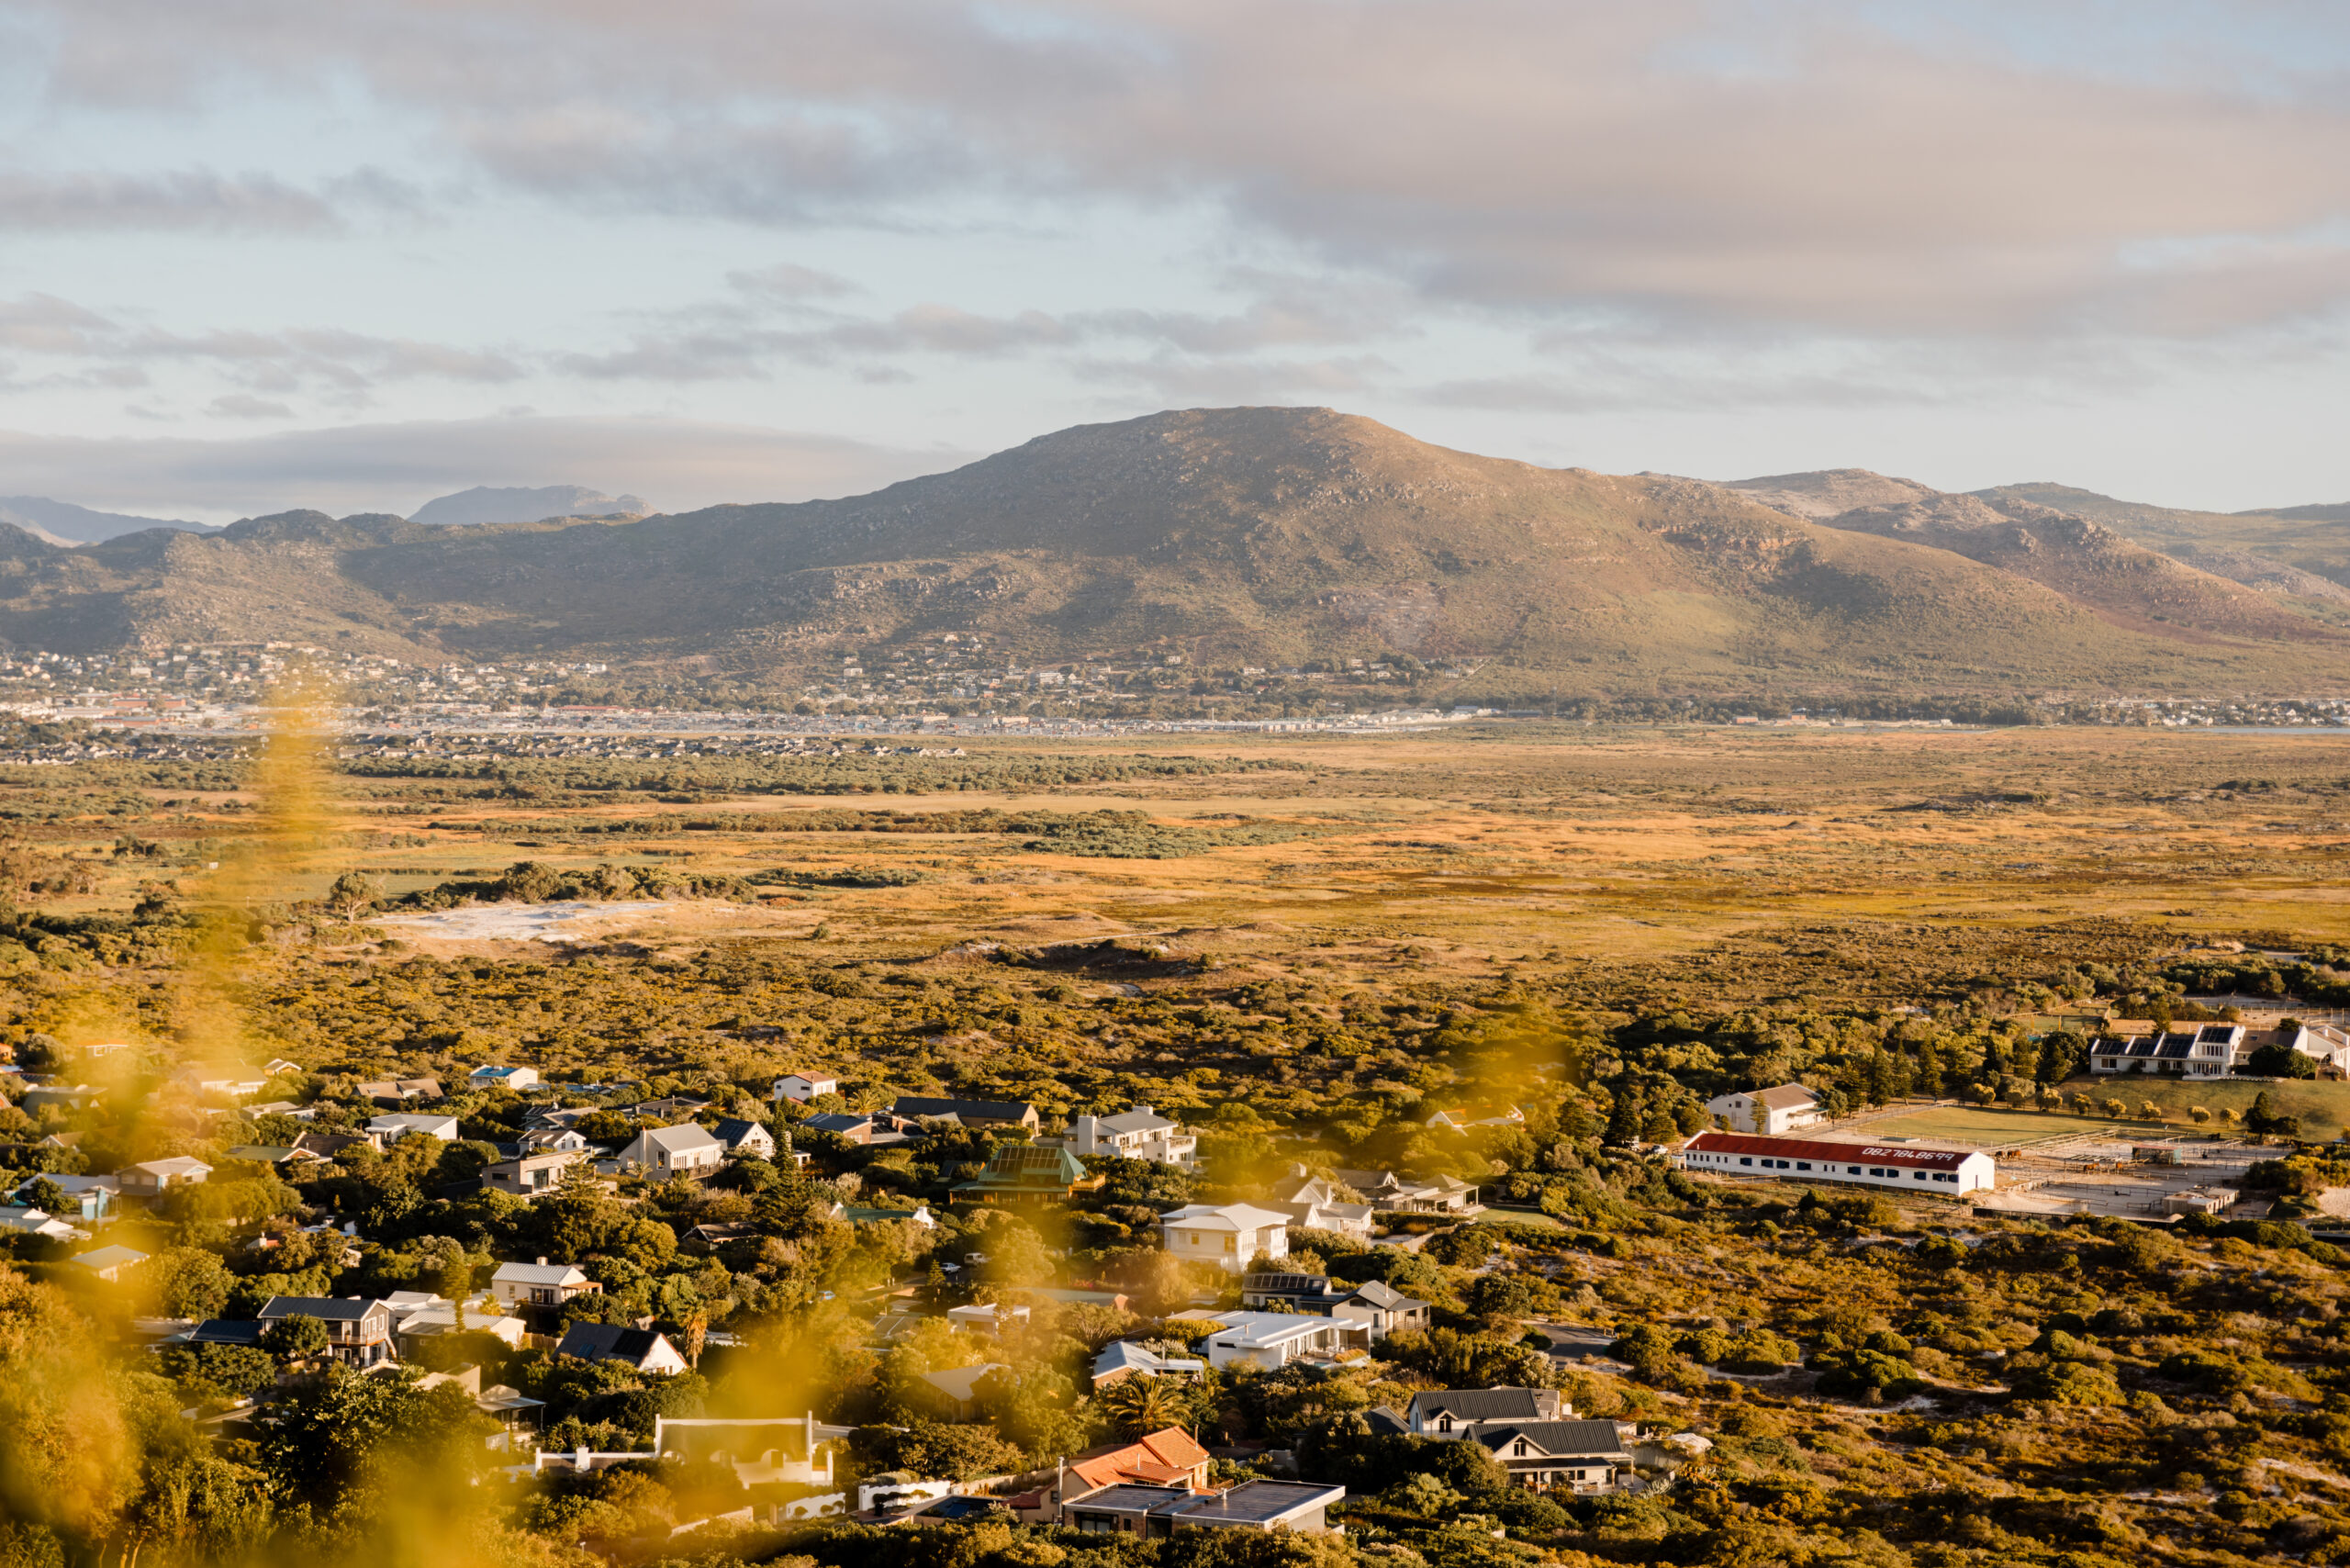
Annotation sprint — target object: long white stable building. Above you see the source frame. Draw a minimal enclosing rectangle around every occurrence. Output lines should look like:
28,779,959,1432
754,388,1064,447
1675,1131,1996,1196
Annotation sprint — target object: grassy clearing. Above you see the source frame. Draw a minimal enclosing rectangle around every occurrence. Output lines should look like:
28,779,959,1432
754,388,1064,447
2054,1074,2350,1138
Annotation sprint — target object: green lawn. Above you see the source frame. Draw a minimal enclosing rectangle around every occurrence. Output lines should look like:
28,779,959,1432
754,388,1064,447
1472,1208,1565,1229
1853,1107,2127,1148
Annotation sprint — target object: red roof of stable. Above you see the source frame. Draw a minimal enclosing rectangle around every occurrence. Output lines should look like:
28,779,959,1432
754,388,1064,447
1680,1130,1982,1170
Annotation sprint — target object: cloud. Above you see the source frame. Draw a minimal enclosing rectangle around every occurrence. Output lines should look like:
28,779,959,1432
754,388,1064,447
727,262,861,299
23,1,2350,337
207,393,293,419
0,413,971,520
0,168,341,231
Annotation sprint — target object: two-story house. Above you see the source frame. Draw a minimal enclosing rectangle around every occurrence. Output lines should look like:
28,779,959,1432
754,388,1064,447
1069,1105,1197,1167
1703,1084,1824,1136
492,1258,602,1309
257,1295,397,1366
1158,1203,1289,1273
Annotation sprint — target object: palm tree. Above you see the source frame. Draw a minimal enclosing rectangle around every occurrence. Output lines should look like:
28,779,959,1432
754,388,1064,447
1098,1374,1194,1439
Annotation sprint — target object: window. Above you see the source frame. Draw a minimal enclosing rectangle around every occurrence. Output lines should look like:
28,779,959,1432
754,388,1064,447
1738,1157,1752,1167
1513,1439,1528,1456
1797,1162,1812,1171
1847,1166,1862,1174
1911,1171,1925,1181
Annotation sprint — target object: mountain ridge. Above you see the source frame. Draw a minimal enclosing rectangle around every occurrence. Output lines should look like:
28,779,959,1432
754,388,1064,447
0,407,2344,698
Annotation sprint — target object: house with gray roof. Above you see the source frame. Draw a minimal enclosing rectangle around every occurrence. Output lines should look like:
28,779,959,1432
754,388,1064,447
1471,1419,1634,1493
616,1123,724,1178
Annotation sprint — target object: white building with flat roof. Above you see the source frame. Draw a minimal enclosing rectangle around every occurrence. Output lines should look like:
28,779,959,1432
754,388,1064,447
1677,1131,1994,1196
1158,1203,1289,1273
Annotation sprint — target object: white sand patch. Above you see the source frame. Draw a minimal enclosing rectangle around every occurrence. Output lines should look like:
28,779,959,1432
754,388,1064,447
377,900,680,942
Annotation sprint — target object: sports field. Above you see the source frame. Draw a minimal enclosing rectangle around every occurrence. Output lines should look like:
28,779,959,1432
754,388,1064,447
1834,1106,2122,1148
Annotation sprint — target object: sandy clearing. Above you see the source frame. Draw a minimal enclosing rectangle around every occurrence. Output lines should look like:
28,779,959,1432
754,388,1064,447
376,900,683,942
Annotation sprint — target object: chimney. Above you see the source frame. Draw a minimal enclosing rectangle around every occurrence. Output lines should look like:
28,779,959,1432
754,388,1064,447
1136,1104,1152,1117
537,1256,548,1266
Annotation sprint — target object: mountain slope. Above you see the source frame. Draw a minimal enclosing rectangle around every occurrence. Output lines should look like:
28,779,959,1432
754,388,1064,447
0,496,215,544
408,485,651,527
1975,482,2350,598
1,408,2345,697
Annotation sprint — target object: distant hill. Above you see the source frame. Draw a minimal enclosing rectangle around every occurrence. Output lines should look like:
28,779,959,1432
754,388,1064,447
0,408,2344,697
0,496,215,545
1971,482,2350,601
408,485,650,527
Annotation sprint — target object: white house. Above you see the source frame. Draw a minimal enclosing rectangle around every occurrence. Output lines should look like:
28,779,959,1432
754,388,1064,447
555,1320,688,1374
1158,1203,1290,1273
2088,1024,2247,1077
367,1113,461,1145
115,1157,211,1197
617,1123,725,1178
771,1073,839,1103
469,1065,541,1091
483,1150,592,1200
0,1207,85,1240
71,1244,149,1282
946,1303,1033,1337
711,1118,778,1159
492,1259,601,1309
1181,1310,1351,1371
1676,1131,1996,1196
1426,1105,1526,1134
1705,1085,1824,1136
1070,1105,1196,1167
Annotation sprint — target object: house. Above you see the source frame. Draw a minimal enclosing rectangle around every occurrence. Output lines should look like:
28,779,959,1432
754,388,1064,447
1704,1084,1825,1136
257,1296,397,1365
1426,1104,1527,1134
178,1070,270,1101
711,1118,777,1159
1059,1481,1344,1537
492,1259,601,1309
224,1144,325,1169
0,1206,85,1240
291,1131,373,1161
1335,1169,1480,1214
616,1124,725,1178
1067,1428,1214,1494
516,1126,590,1155
1408,1387,1567,1437
1333,1279,1431,1340
1472,1420,1634,1492
1158,1203,1290,1272
391,1300,529,1351
1089,1341,1206,1389
1069,1105,1196,1167
357,1078,444,1105
836,1202,937,1229
263,1058,301,1077
483,1150,593,1199
22,1083,100,1112
914,1362,1010,1419
652,1416,845,1486
2088,1024,2247,1077
771,1074,840,1103
800,1111,887,1145
555,1321,688,1374
367,1113,460,1145
1266,1169,1376,1239
116,1157,212,1197
1182,1310,1353,1371
890,1095,1040,1133
1675,1131,1997,1196
630,1096,711,1121
946,1303,1033,1337
7,1173,118,1222
2292,1021,2350,1074
468,1065,541,1090
70,1244,150,1282
951,1143,1101,1205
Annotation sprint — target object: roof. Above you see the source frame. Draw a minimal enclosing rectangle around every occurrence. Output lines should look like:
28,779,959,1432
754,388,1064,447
1679,1131,1986,1170
122,1157,211,1177
1161,1203,1291,1232
1161,1482,1343,1525
73,1245,148,1271
1472,1420,1631,1460
711,1118,770,1143
493,1260,590,1284
1092,1106,1179,1135
801,1112,874,1135
1203,1312,1339,1348
1408,1388,1550,1422
957,1144,1087,1188
916,1362,1011,1404
1364,1406,1410,1437
260,1295,386,1321
1068,1428,1213,1491
890,1095,1036,1122
1345,1280,1426,1310
1747,1084,1819,1110
185,1319,267,1346
557,1321,674,1364
1091,1341,1205,1378
631,1124,722,1152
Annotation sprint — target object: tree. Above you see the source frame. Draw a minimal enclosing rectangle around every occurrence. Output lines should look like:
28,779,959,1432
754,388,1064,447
19,1176,68,1215
323,869,384,924
262,1313,330,1363
1099,1372,1199,1439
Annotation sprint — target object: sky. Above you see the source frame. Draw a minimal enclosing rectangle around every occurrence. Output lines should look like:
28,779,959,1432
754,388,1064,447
2,0,2347,521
